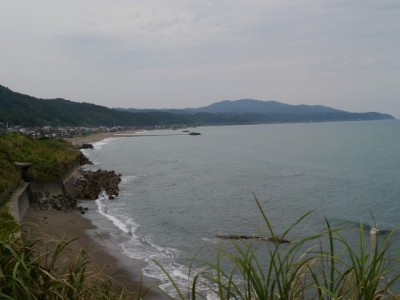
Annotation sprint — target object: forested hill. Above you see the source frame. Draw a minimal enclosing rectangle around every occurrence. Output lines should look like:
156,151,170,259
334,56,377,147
0,85,192,127
0,84,394,127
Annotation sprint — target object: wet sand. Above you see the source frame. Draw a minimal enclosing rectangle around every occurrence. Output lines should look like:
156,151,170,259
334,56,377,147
22,206,163,299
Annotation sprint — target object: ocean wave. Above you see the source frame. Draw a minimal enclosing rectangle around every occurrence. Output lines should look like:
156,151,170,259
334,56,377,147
95,193,140,234
120,175,146,186
94,192,212,297
80,138,118,165
92,138,119,150
201,237,218,244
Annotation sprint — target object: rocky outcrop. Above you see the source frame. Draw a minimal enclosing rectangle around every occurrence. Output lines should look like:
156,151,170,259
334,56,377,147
188,132,201,136
79,143,94,149
79,153,93,166
216,234,290,244
73,169,122,200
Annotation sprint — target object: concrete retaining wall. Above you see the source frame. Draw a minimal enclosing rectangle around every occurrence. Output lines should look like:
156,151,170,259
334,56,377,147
30,180,64,196
7,183,31,222
6,158,82,223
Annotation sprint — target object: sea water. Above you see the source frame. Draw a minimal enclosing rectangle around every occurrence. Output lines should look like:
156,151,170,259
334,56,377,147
81,120,400,295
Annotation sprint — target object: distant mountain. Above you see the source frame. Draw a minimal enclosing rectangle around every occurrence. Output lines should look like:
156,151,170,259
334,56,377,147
0,85,394,128
190,99,346,114
117,99,394,121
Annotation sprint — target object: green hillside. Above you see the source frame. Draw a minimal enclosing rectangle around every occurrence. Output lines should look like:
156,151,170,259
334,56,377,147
0,85,192,127
0,85,132,126
0,133,80,193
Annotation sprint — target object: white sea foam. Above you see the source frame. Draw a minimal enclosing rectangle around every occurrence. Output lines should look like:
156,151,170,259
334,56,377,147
95,196,211,296
95,193,140,235
92,138,118,150
120,175,146,187
80,138,118,165
120,175,137,185
201,237,218,244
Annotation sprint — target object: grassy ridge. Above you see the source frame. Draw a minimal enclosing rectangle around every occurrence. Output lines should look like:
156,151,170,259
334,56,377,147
0,133,80,193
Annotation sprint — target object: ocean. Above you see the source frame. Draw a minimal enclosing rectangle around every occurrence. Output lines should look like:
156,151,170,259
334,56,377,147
80,120,400,296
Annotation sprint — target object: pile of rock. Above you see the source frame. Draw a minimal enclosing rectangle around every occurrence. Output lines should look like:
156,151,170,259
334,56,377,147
74,169,122,200
32,192,77,212
79,153,93,165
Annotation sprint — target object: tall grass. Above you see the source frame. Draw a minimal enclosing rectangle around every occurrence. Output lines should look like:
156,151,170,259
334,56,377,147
0,231,132,299
158,195,400,299
0,204,19,240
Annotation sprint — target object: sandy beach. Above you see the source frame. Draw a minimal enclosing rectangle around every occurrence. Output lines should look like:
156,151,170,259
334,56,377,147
63,129,138,146
22,131,165,299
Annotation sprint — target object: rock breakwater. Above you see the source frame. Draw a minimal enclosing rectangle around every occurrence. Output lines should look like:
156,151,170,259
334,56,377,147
32,192,77,212
73,169,122,200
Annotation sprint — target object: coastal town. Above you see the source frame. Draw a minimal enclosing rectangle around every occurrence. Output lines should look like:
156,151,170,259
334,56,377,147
0,124,177,139
0,122,124,137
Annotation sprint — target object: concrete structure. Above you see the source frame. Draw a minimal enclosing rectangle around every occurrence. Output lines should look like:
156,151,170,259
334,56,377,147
5,159,80,223
7,183,31,222
14,162,32,182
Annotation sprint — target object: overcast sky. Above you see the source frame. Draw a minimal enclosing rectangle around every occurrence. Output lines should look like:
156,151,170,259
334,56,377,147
1,1,399,116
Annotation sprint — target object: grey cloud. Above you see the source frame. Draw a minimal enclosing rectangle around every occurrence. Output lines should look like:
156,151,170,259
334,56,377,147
1,0,399,116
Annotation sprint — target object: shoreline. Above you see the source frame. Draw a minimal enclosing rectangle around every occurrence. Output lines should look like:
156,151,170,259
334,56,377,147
22,206,163,299
22,206,160,299
63,129,138,146
23,130,165,299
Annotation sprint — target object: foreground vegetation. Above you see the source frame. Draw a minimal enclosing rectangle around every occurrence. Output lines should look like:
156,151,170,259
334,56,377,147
0,133,80,193
160,196,400,299
0,232,132,299
0,193,399,299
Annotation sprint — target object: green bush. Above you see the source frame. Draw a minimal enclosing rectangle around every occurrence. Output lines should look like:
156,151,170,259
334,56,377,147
0,133,80,192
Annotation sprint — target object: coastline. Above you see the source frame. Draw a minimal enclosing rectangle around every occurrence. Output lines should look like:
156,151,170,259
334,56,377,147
63,129,138,146
22,130,165,299
22,207,163,299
